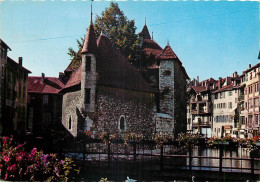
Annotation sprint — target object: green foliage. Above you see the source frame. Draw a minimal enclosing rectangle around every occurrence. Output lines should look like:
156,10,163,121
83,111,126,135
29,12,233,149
67,37,84,71
67,2,140,71
94,2,140,65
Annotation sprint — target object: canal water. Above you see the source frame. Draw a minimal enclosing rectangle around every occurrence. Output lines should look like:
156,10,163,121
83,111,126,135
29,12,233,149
66,144,260,181
184,146,260,173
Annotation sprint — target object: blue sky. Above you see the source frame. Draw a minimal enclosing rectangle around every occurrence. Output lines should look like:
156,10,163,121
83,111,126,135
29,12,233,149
0,1,259,81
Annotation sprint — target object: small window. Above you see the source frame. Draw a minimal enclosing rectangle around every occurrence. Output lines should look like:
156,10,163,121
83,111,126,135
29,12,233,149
119,115,126,131
69,116,72,130
85,88,91,104
164,70,171,76
43,95,48,104
1,64,4,78
86,56,91,72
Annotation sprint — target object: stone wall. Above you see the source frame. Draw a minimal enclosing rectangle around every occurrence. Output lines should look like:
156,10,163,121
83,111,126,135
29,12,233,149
62,89,83,137
159,60,174,116
90,86,156,139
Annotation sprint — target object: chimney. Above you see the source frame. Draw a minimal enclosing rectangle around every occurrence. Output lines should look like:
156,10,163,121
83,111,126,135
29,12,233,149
219,77,222,89
233,71,238,78
206,83,210,91
249,64,251,68
18,57,22,66
213,83,216,90
59,72,64,79
197,76,199,82
41,73,45,83
226,77,229,86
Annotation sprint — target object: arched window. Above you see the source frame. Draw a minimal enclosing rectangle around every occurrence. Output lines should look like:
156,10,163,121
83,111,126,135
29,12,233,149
69,116,72,130
118,115,126,131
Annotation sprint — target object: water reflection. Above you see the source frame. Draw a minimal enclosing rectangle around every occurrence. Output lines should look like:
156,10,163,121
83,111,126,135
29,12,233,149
185,146,259,173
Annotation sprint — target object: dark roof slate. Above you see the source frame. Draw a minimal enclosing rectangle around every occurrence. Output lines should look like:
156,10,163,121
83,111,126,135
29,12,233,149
7,57,31,73
96,35,156,93
62,34,156,93
139,25,151,40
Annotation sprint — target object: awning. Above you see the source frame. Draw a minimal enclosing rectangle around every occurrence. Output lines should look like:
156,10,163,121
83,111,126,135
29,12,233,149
224,125,232,130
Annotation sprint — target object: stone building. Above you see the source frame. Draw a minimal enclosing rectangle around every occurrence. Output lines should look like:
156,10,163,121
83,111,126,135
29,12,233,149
27,73,64,136
60,17,190,138
0,39,11,133
61,21,157,138
3,57,31,135
211,74,240,138
139,24,189,137
240,63,260,138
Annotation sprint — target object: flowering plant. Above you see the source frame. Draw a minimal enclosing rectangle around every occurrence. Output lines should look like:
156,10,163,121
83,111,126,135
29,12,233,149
100,132,115,144
0,136,79,181
154,133,168,147
124,132,143,144
209,135,236,145
177,133,199,147
239,138,256,148
85,130,92,139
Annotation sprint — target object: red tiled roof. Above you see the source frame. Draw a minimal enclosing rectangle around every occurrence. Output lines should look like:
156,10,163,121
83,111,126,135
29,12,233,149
192,86,207,93
139,25,151,40
64,61,74,73
157,45,178,60
142,39,162,58
81,24,97,54
212,84,234,94
62,65,81,89
28,76,64,94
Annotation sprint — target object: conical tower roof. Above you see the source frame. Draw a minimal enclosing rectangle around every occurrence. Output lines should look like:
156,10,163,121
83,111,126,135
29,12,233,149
157,45,178,60
81,23,97,54
139,25,151,40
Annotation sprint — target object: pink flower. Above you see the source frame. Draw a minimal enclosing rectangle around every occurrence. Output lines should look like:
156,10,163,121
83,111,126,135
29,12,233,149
2,137,8,146
9,164,17,172
31,148,37,156
4,173,8,180
3,155,10,162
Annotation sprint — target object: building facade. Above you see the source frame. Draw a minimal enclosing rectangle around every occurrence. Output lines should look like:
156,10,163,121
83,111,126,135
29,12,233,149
187,78,218,138
0,39,11,134
3,57,31,135
211,74,240,138
27,74,64,136
240,64,260,138
139,24,189,137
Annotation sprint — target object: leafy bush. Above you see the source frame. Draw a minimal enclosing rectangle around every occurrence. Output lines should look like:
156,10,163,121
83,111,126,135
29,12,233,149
0,136,79,181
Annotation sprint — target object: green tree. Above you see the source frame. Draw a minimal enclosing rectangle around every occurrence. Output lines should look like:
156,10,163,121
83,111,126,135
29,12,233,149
67,37,84,71
67,2,140,70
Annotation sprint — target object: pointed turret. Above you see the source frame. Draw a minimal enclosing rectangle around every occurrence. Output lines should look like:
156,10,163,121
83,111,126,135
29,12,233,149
139,24,151,40
81,23,97,54
157,45,178,60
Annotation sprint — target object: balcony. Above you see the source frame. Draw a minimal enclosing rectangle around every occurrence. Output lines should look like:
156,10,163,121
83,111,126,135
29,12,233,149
199,121,211,127
192,123,198,128
191,110,197,115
